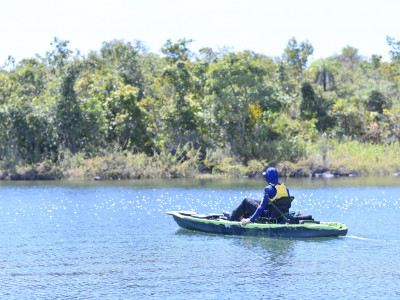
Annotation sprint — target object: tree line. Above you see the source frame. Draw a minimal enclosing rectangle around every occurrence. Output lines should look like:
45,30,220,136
1,36,400,176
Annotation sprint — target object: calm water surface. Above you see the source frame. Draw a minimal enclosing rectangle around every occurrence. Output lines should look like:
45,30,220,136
0,177,400,299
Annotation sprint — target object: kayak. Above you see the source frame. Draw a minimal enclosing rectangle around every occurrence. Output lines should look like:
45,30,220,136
166,211,348,238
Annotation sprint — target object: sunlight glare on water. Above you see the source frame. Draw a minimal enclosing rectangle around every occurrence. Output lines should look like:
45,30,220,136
0,178,399,298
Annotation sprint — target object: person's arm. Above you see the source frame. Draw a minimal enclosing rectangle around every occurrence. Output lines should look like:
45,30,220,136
242,187,272,226
249,190,270,222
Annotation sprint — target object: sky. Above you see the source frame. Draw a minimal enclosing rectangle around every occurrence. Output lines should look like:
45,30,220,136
1,0,400,65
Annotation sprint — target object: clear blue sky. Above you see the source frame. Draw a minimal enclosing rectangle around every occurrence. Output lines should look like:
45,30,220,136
1,0,399,65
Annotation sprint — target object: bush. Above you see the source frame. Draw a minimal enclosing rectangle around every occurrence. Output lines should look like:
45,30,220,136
246,159,267,177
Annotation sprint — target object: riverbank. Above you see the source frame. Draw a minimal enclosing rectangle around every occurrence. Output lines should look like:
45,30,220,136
1,140,400,180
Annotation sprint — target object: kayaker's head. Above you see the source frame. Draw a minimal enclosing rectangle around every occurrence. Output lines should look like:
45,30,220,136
263,166,279,185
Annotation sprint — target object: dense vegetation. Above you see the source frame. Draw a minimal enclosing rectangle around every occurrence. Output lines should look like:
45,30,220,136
1,36,400,180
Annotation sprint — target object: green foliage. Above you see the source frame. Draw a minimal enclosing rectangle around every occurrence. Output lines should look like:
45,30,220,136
60,150,156,180
161,38,193,63
160,39,200,147
327,139,400,176
299,82,335,132
202,147,244,176
56,62,83,153
300,82,318,120
1,37,400,179
387,36,400,63
104,83,151,153
100,40,144,92
153,143,201,178
46,37,73,68
282,37,314,84
205,50,277,158
246,159,267,177
308,58,338,91
332,97,365,138
365,90,389,113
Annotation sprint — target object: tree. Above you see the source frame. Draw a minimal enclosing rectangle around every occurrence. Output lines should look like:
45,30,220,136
387,36,400,63
46,37,73,69
308,58,337,91
73,67,112,153
136,52,169,150
161,38,193,63
366,90,389,114
282,37,314,84
0,59,57,165
333,46,362,99
337,46,360,72
100,40,144,98
206,51,277,156
370,54,382,70
56,62,84,153
300,82,335,132
104,83,151,153
332,97,365,138
161,39,199,147
300,82,318,120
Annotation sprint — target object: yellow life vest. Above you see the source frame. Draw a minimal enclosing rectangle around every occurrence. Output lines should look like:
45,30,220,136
270,183,289,202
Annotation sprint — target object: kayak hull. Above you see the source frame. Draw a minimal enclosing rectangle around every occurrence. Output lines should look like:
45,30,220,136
167,211,348,238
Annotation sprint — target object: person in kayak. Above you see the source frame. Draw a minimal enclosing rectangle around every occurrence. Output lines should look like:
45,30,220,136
223,166,290,226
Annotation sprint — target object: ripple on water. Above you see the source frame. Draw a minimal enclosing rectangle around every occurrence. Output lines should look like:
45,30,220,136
0,181,400,298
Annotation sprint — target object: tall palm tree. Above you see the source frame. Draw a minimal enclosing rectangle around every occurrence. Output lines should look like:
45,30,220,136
308,58,338,91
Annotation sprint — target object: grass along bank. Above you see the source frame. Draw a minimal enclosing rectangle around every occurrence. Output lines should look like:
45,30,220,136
278,139,400,177
1,141,400,180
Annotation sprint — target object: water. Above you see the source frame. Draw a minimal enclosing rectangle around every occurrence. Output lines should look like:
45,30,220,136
0,177,399,299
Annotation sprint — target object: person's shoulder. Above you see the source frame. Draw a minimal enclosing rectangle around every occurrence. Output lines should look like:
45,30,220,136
264,185,275,191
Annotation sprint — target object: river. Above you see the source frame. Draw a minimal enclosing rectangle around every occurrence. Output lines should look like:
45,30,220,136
0,177,399,299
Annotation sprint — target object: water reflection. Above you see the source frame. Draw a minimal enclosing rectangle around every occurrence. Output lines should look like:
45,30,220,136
2,175,400,190
174,228,339,269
